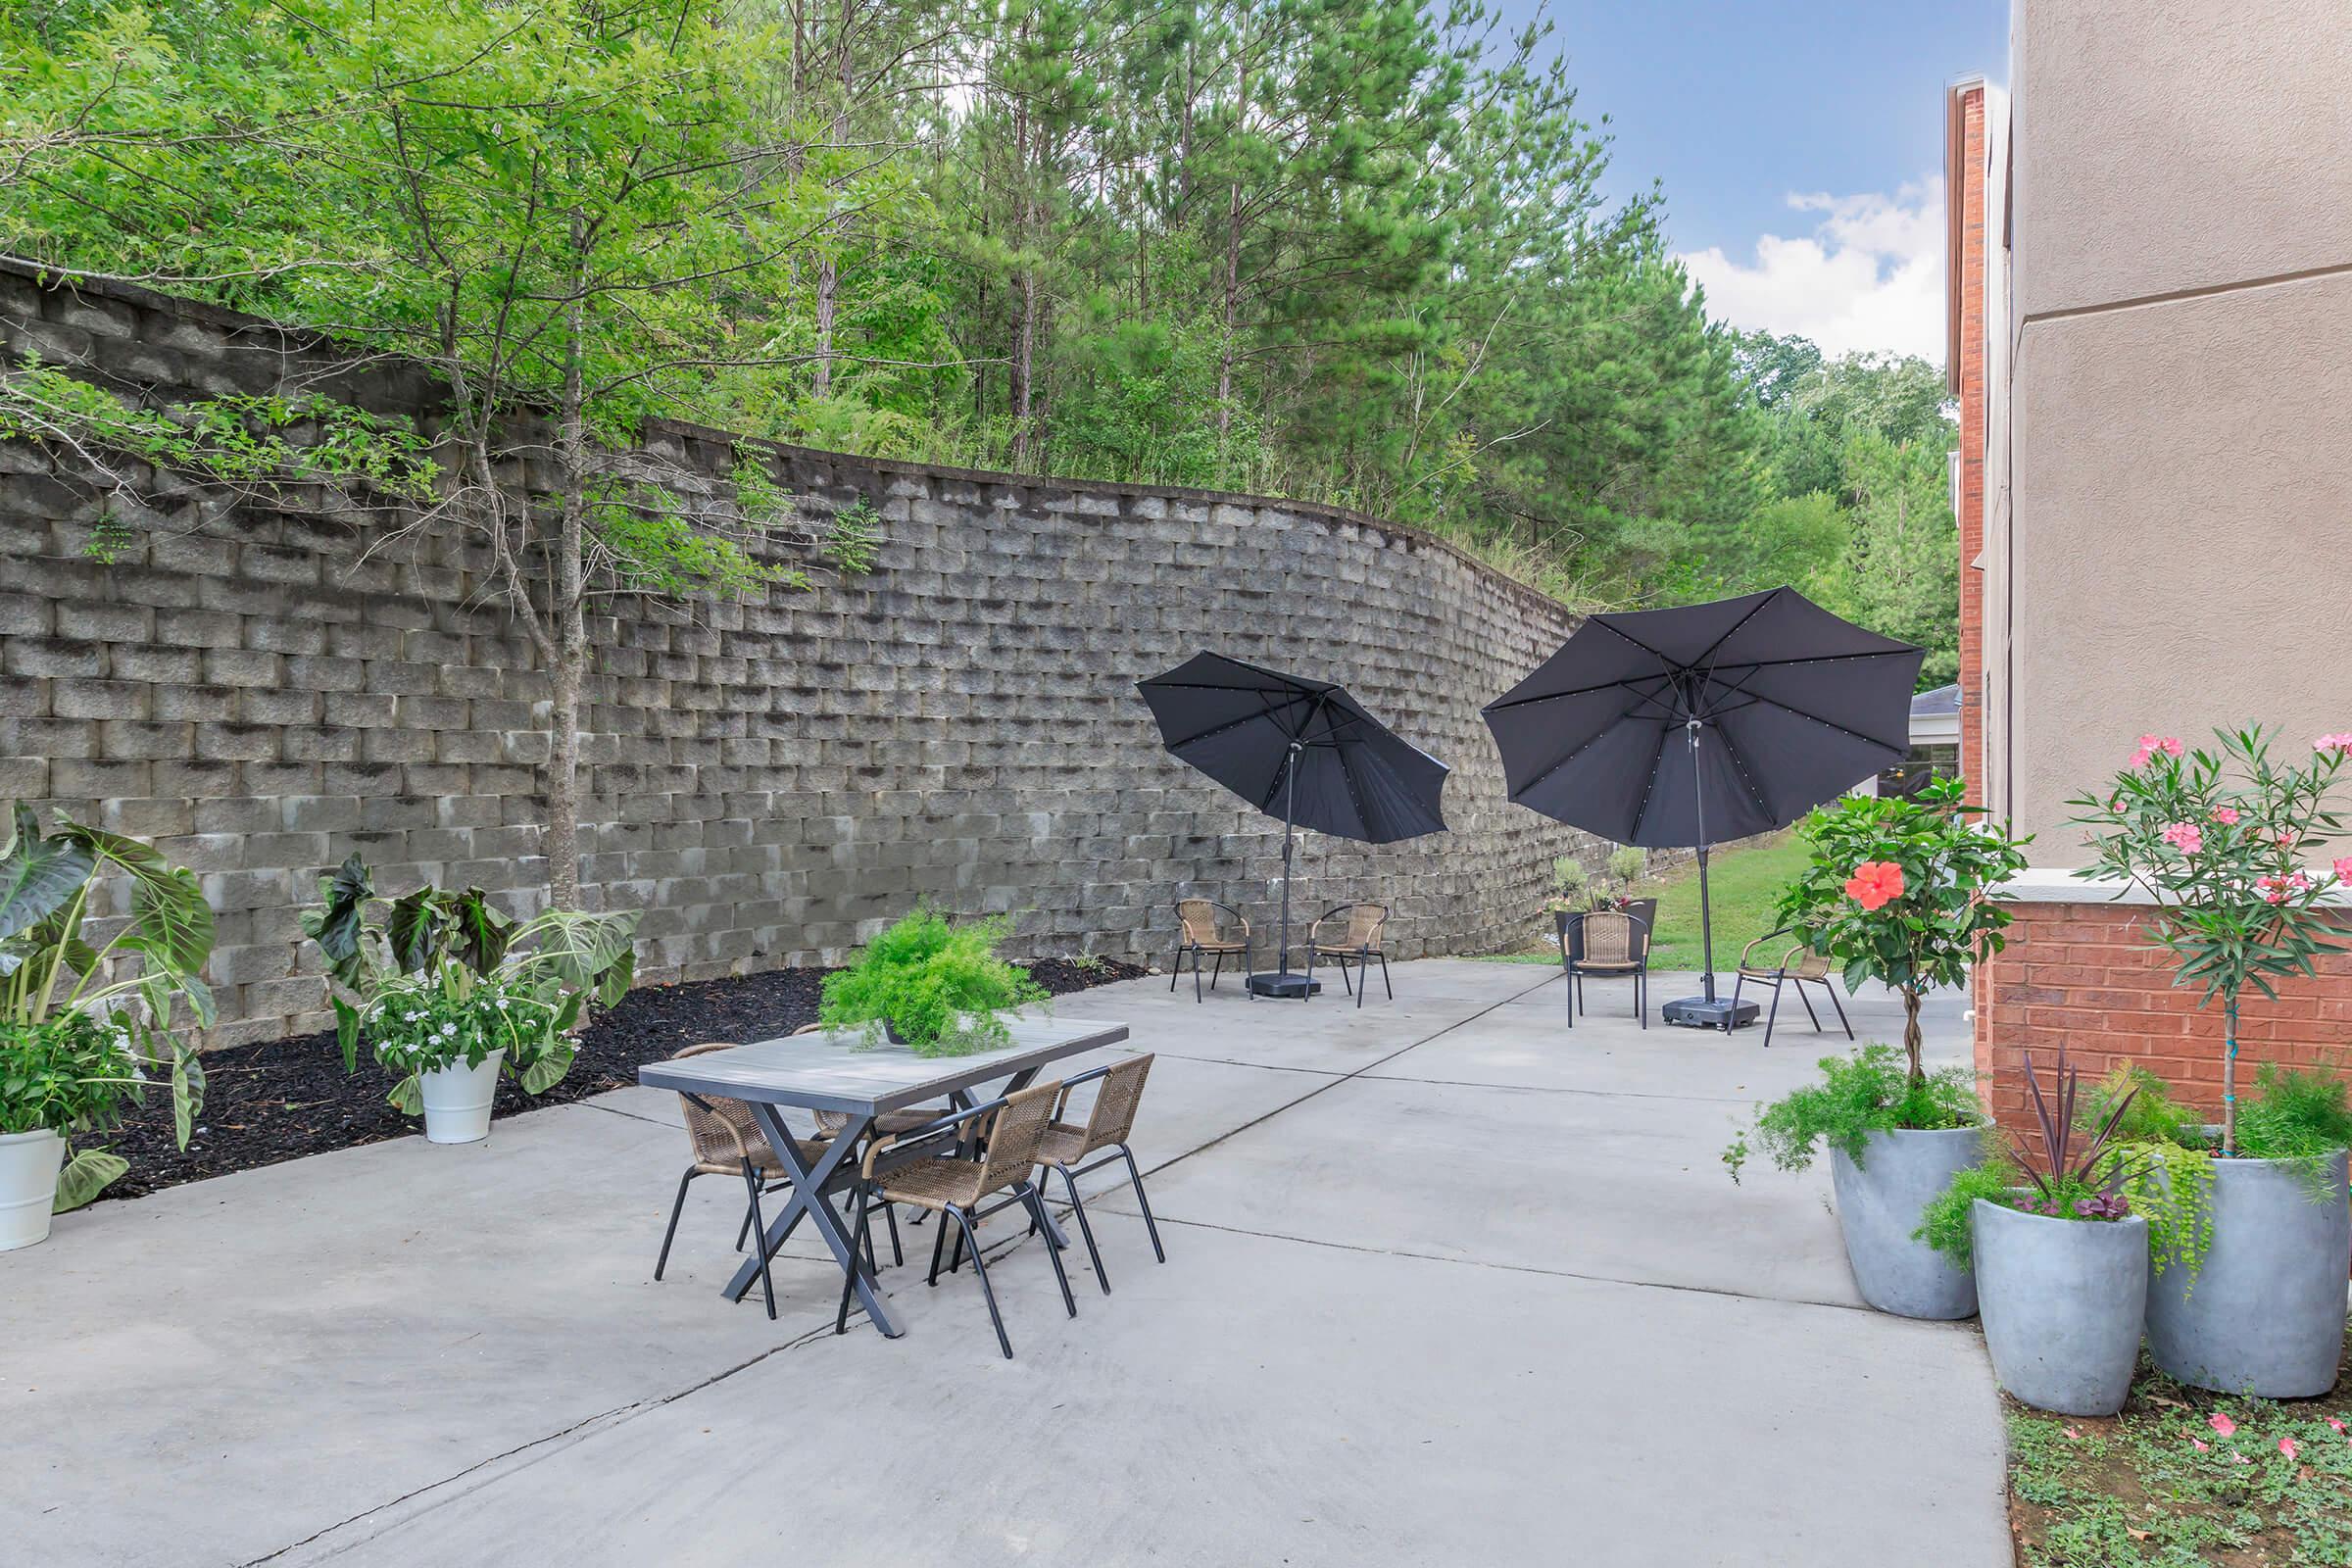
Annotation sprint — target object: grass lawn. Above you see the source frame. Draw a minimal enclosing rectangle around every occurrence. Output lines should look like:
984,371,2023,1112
2007,1345,2352,1565
1478,829,1812,972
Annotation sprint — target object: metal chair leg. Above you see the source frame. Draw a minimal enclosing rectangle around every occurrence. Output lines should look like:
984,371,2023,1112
1561,950,1574,1028
949,1206,1014,1359
1303,943,1316,997
927,1208,950,1285
1379,952,1393,999
1827,984,1854,1041
740,1158,776,1321
1170,947,1182,993
1053,1161,1111,1294
884,1200,904,1267
1022,1182,1078,1319
1193,944,1204,1002
1731,972,1745,1014
836,1192,873,1335
1116,1144,1166,1263
1639,968,1647,1029
1793,977,1823,1032
949,1218,967,1274
1209,950,1223,991
1763,976,1785,1047
1336,955,1353,997
655,1167,698,1281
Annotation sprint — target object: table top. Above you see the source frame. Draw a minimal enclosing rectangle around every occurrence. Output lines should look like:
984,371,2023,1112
635,1013,1132,1115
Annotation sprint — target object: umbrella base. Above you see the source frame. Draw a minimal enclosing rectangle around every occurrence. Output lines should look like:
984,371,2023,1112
1246,972,1323,1000
1661,995,1761,1032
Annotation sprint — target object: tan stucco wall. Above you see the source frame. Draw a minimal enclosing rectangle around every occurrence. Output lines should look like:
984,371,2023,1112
1997,0,2352,863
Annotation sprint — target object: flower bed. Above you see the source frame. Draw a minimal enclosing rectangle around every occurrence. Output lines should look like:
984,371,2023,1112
87,956,1143,1200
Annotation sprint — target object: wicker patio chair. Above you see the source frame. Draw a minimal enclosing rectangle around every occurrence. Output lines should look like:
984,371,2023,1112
1730,929,1853,1048
1304,903,1392,1008
1031,1054,1164,1295
1171,899,1253,1002
792,1022,941,1267
1558,909,1651,1029
652,1041,844,1321
836,1081,1077,1358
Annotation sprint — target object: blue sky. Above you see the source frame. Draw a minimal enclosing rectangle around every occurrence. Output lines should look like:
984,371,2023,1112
1496,2,2010,362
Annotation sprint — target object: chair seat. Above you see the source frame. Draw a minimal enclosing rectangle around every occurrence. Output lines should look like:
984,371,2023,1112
1036,1120,1100,1166
1309,943,1380,956
873,1155,991,1212
1185,939,1250,954
697,1134,830,1179
1572,958,1644,973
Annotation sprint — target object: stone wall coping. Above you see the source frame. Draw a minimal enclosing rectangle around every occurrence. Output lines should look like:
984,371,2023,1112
0,257,1572,623
1992,865,2352,906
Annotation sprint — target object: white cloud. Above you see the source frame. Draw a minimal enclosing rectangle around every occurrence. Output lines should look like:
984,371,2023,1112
1676,179,1946,363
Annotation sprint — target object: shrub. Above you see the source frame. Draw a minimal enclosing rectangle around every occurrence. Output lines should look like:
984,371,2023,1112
819,907,1049,1056
363,962,579,1112
1917,1045,2139,1266
1723,1043,1982,1183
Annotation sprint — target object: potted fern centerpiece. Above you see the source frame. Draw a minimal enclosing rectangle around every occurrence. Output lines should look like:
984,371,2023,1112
819,908,1048,1055
0,806,211,1248
1725,777,2030,1318
2067,726,2352,1396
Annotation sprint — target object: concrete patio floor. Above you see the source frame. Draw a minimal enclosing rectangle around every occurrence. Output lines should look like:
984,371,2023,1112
1,959,2007,1566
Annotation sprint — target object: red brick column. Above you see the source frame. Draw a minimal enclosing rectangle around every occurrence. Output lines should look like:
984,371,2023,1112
1977,900,2352,1131
1953,85,1987,795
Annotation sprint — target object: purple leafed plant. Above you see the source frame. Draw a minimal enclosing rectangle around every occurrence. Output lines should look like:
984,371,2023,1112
2011,1043,2140,1218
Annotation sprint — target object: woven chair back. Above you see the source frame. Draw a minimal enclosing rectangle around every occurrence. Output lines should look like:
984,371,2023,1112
1077,1054,1154,1156
974,1081,1061,1199
1789,946,1833,982
1334,904,1387,948
1177,899,1228,947
671,1042,763,1167
1581,911,1641,965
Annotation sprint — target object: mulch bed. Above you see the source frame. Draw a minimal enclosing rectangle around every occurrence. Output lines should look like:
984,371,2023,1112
96,956,1145,1200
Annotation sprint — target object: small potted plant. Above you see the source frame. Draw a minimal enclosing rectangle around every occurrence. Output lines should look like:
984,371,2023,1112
0,806,211,1247
1919,1047,2148,1416
1543,856,1590,927
1729,776,2030,1318
819,907,1048,1056
306,856,638,1144
2066,726,2352,1396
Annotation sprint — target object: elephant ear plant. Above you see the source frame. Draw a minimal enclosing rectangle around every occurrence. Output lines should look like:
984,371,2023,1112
303,855,638,1115
0,804,213,1208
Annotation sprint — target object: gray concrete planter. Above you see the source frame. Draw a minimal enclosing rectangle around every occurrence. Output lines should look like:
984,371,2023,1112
2147,1149,2351,1397
1973,1200,2147,1415
1829,1126,1984,1318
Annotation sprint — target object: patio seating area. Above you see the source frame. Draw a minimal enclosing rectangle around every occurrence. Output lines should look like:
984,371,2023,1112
0,960,2007,1567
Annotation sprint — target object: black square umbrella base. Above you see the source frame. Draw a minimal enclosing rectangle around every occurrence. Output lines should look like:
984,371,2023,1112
1247,971,1323,999
1661,995,1761,1031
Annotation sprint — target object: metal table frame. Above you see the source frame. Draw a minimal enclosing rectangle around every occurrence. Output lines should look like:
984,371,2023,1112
637,1016,1131,1338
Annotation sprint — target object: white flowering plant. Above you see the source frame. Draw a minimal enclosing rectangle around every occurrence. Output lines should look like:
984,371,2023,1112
364,958,581,1116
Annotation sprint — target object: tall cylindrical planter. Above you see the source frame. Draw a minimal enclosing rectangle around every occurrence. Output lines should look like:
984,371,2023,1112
417,1050,505,1145
1973,1201,2148,1416
1829,1125,1984,1319
0,1128,67,1251
2147,1150,2351,1397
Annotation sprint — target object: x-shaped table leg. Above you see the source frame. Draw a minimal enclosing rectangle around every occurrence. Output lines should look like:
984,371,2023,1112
720,1106,901,1338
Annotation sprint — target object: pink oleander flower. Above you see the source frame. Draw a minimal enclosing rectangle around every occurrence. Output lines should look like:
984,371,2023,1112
2211,806,2239,825
2275,827,2301,849
2328,1418,2345,1436
2210,1412,2237,1439
2280,1437,2301,1462
2255,871,2315,905
2191,1438,2210,1452
2131,733,2188,766
2315,732,2352,754
2334,857,2352,885
2160,820,2203,855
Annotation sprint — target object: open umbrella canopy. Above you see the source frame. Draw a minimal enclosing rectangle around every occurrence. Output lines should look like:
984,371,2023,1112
1482,587,1923,847
1137,652,1448,845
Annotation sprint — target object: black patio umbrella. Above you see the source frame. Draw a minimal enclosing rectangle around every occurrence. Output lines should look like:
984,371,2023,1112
1138,652,1448,999
1482,588,1922,1030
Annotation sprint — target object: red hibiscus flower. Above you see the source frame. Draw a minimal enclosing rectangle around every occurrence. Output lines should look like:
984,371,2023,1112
1843,860,1905,910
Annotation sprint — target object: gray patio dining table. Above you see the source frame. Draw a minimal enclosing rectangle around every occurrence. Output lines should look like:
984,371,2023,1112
637,1013,1131,1337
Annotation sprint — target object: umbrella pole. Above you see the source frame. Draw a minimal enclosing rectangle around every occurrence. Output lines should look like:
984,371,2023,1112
1277,741,1299,977
1690,723,1716,1004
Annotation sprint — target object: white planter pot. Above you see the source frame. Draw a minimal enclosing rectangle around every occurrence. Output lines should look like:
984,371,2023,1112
417,1050,505,1145
0,1128,67,1251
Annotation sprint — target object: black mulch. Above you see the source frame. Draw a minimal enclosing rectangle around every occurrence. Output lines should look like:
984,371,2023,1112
96,956,1146,1201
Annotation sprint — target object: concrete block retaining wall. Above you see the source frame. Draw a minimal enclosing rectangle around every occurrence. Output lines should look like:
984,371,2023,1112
0,263,1591,1045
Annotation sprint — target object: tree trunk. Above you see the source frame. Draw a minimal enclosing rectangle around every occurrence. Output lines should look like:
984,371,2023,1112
547,211,592,912
1902,986,1925,1086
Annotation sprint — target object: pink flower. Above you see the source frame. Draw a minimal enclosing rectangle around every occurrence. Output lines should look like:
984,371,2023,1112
2191,1438,2210,1452
2211,806,2239,825
2315,732,2352,754
2210,1412,2237,1438
2257,870,2316,905
2160,820,2204,855
2130,733,2181,766
2275,827,2301,849
2280,1437,2300,1462
2334,858,2352,885
2328,1418,2345,1436
1843,860,1905,911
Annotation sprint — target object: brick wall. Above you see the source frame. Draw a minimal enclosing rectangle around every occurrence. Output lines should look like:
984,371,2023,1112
1953,82,1988,794
0,264,1592,1047
1976,899,2352,1130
